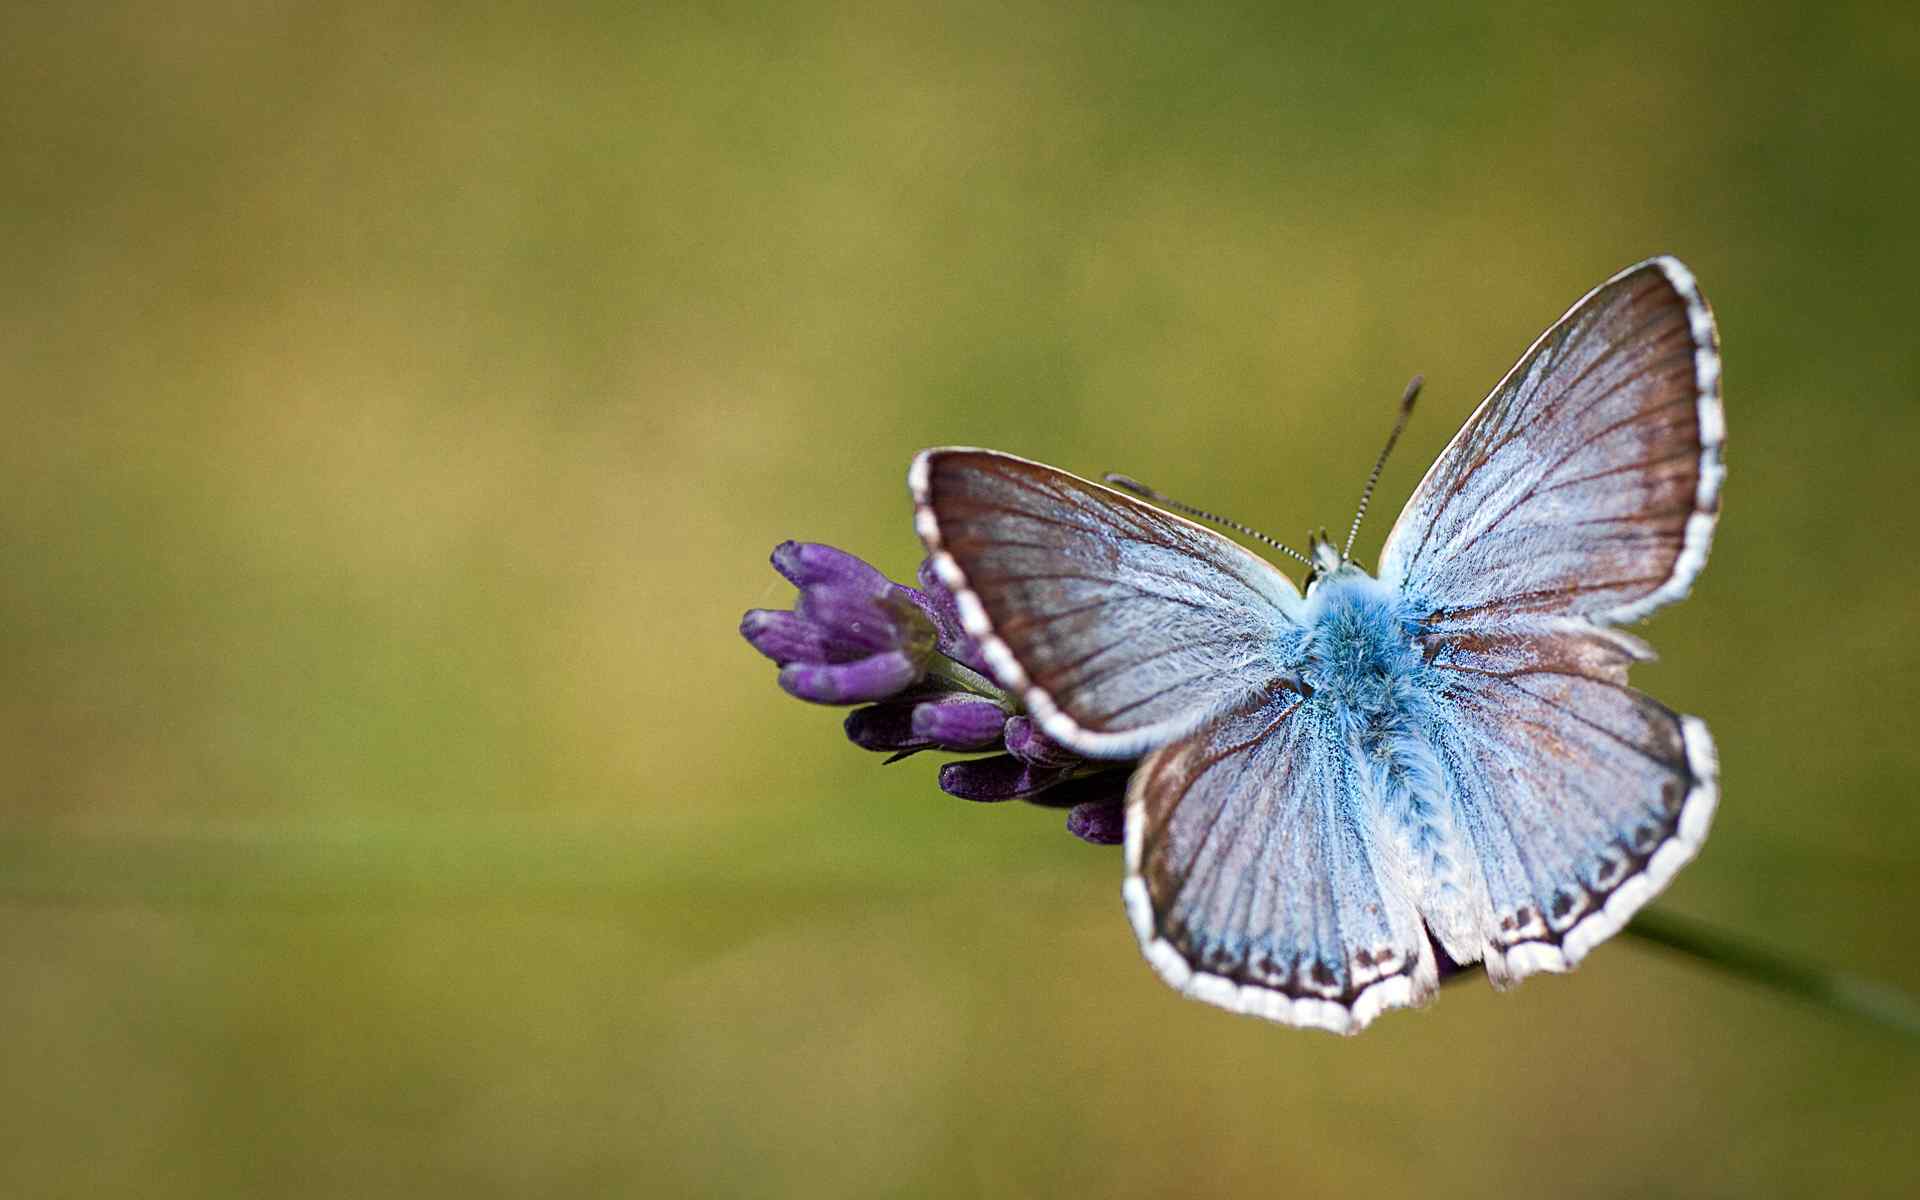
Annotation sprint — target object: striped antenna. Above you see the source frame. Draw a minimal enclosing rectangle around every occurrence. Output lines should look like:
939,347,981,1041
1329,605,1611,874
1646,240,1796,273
1341,375,1423,562
1103,473,1314,568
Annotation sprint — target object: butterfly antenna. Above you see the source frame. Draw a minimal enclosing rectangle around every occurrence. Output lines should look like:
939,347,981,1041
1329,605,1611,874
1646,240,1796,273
1340,374,1423,562
1103,473,1315,568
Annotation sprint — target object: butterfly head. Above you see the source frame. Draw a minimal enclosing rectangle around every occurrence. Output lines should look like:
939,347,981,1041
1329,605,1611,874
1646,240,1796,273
1304,528,1361,593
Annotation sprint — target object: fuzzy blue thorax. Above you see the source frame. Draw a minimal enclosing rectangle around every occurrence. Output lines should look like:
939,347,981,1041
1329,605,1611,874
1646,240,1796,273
1289,566,1426,718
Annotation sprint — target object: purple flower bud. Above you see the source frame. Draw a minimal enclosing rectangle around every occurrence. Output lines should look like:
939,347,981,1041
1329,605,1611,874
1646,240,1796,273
745,543,945,709
910,695,1008,750
913,558,992,675
843,701,930,752
937,755,1071,802
1066,801,1126,845
913,557,962,630
1003,717,1081,768
795,587,930,659
740,609,852,665
779,651,921,704
771,541,891,595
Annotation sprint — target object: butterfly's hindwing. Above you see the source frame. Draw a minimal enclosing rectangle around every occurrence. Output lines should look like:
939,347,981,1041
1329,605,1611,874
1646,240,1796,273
1421,622,1718,981
1125,683,1435,1034
912,449,1303,759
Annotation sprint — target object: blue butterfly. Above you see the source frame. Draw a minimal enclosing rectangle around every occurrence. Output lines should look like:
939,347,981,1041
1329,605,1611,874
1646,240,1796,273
910,257,1723,1033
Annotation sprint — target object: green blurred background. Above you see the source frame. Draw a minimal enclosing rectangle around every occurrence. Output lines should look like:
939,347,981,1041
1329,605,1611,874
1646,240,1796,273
4,4,1917,1196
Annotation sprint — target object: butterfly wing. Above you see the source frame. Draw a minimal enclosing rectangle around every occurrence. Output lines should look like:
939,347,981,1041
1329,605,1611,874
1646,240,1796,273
1420,624,1717,982
1379,256,1723,628
911,448,1304,759
1125,685,1436,1033
1378,257,1724,983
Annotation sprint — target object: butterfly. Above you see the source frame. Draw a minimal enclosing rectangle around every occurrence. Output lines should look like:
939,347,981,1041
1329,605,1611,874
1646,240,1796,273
909,257,1723,1033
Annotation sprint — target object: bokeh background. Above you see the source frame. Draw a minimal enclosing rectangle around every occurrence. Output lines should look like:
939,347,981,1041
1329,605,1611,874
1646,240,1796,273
4,4,1918,1196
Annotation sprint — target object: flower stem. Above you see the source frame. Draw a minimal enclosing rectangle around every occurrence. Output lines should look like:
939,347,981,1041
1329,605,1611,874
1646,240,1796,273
1625,910,1920,1039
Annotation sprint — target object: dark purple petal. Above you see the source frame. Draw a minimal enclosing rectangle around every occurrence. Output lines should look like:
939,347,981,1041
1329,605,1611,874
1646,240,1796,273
914,558,992,675
778,652,921,704
795,587,916,656
909,695,1008,750
937,755,1071,802
771,541,891,595
898,580,955,643
1003,717,1082,768
739,608,876,665
843,701,931,752
914,557,963,626
1066,800,1126,845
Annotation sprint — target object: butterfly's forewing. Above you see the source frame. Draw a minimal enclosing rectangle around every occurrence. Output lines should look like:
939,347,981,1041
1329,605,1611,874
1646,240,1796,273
1379,257,1723,628
1126,685,1435,1033
1421,624,1718,981
911,449,1303,759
